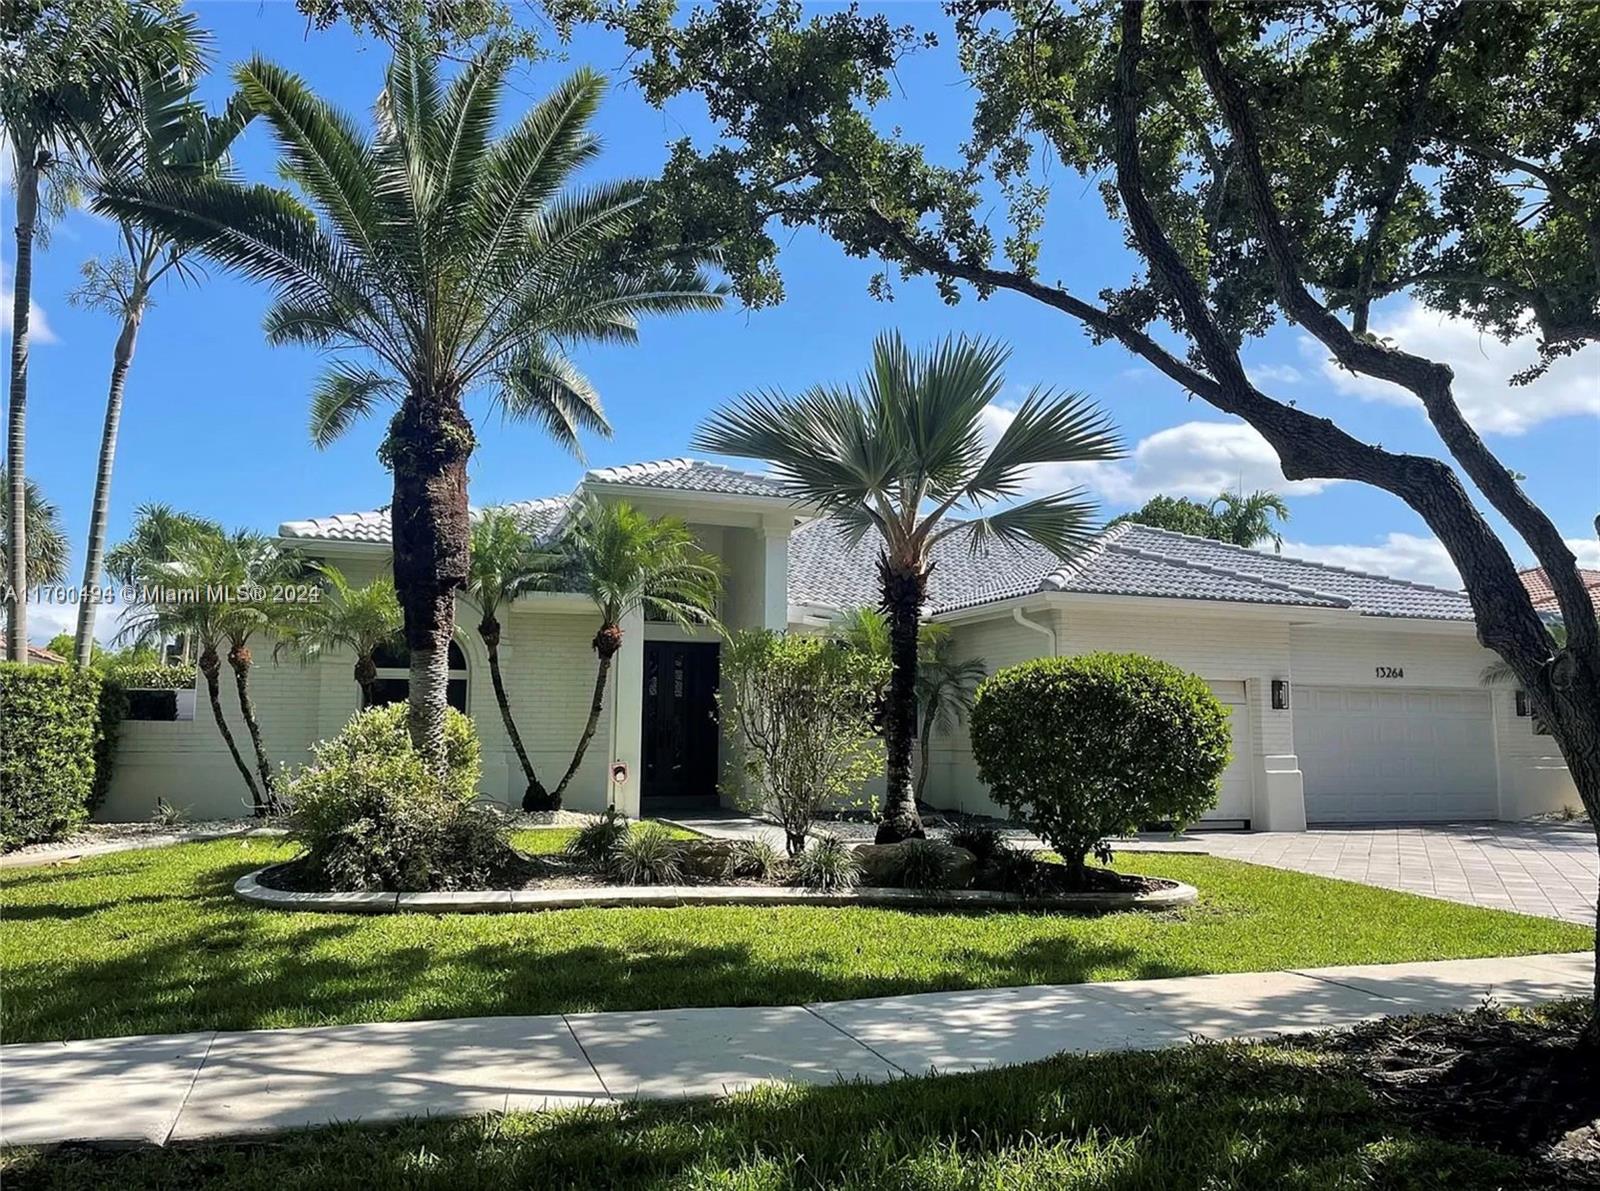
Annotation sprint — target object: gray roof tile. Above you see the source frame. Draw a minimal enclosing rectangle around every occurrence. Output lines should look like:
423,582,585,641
583,458,793,499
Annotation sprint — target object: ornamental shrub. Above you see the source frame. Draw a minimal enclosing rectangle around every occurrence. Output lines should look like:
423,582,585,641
282,704,502,891
969,653,1231,877
0,663,104,847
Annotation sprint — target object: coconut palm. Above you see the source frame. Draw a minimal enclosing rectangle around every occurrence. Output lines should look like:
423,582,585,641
0,470,69,588
913,624,985,803
695,332,1122,842
1210,490,1290,551
468,507,565,810
277,563,401,706
70,69,252,666
550,497,723,806
4,0,201,661
94,28,722,766
119,525,300,813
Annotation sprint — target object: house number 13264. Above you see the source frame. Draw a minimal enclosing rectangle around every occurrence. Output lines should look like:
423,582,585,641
1375,665,1405,679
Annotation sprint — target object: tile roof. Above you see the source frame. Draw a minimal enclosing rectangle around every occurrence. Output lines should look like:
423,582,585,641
788,519,1476,622
0,635,69,665
280,497,570,545
1519,565,1600,613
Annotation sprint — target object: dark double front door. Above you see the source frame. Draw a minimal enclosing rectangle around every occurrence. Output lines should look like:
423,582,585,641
641,641,720,806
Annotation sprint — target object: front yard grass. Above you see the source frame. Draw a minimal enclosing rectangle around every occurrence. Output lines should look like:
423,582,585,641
5,1007,1579,1190
0,830,1589,1044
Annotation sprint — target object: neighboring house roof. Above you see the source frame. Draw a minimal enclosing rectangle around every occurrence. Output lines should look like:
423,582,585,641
788,519,1475,622
279,457,791,545
0,636,68,665
1519,565,1600,614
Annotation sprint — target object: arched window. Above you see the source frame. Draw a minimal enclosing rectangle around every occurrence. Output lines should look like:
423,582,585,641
366,637,469,712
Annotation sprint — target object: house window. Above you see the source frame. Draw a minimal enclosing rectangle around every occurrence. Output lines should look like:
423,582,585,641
365,637,469,712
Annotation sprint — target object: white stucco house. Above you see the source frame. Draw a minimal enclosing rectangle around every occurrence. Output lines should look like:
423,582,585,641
100,457,1579,830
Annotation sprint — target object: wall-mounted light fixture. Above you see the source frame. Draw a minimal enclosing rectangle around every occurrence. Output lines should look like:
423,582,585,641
1271,679,1290,710
1515,690,1530,717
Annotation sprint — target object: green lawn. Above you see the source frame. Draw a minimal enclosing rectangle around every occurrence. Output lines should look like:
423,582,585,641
0,830,1588,1045
0,1023,1549,1190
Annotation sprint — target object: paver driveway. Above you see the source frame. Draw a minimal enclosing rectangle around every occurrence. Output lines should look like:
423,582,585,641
1157,822,1598,925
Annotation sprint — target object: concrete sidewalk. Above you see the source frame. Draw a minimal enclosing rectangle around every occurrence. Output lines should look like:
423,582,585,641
2,952,1590,1148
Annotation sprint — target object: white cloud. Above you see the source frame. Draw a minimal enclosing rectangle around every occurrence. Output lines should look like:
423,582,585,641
1249,362,1303,385
1281,533,1463,590
0,259,58,346
1305,301,1600,435
1567,536,1600,570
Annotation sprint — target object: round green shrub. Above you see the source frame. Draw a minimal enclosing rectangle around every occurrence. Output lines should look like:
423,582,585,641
282,704,501,891
969,653,1231,873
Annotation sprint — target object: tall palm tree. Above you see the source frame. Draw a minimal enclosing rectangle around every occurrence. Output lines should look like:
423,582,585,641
94,29,722,766
1210,490,1290,551
695,332,1122,842
106,502,221,661
3,0,200,661
550,497,722,806
0,470,68,588
277,563,401,706
468,507,564,810
70,70,252,666
913,624,985,803
118,525,296,813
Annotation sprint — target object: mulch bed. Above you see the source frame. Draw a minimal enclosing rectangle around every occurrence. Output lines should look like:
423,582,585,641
1313,1003,1600,1187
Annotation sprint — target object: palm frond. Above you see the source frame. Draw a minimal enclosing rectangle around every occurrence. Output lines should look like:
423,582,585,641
964,386,1124,504
960,490,1102,558
309,364,398,448
493,346,610,456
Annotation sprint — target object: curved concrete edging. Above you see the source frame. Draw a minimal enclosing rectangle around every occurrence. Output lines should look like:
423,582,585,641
233,868,1199,914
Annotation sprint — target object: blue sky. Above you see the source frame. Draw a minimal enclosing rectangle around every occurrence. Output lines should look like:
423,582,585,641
8,1,1598,643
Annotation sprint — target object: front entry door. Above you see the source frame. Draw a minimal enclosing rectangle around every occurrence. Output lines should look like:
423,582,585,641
642,641,720,806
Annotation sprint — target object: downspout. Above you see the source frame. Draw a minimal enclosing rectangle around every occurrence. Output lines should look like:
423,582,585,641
1012,605,1057,656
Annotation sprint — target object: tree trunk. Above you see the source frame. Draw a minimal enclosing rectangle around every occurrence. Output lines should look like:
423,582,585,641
478,616,550,811
199,645,261,811
75,301,145,666
355,653,377,708
552,622,620,804
388,389,473,771
227,642,275,815
875,556,927,843
915,705,936,803
6,153,41,662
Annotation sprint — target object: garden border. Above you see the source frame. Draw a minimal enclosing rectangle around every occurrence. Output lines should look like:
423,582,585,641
233,868,1199,914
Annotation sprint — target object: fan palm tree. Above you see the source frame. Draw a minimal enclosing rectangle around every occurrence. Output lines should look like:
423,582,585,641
550,497,723,806
1210,490,1290,551
468,507,564,810
277,563,401,706
70,69,253,666
0,470,69,588
695,332,1122,842
94,28,723,767
4,0,201,661
119,525,300,813
914,623,986,803
106,503,221,661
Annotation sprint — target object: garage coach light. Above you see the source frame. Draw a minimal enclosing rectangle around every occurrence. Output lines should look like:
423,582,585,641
1271,679,1290,711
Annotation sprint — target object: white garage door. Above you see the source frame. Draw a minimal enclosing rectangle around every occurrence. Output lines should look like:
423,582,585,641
1201,682,1253,825
1298,686,1497,823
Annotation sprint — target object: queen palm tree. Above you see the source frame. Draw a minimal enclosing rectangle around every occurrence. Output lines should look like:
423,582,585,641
1210,490,1290,551
278,563,401,706
550,497,722,806
913,623,986,803
695,332,1122,842
70,69,253,666
118,525,299,813
94,28,722,766
468,507,564,810
4,0,201,661
0,470,68,588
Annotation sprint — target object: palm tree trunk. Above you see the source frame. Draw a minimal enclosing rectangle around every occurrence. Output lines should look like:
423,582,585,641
74,301,145,666
876,557,927,843
389,390,473,770
915,706,936,803
6,151,41,663
551,624,619,804
227,643,276,814
479,617,549,811
199,646,262,811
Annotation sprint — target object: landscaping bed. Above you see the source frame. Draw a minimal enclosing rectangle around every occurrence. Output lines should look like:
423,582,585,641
3,1004,1587,1190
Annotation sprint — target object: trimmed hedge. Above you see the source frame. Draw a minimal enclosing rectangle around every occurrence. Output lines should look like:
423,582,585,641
0,664,107,848
104,661,197,690
969,653,1232,871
